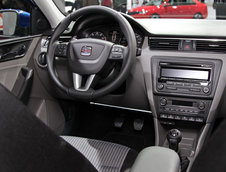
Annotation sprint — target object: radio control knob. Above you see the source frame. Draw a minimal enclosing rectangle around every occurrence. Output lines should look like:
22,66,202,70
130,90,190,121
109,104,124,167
160,98,167,106
158,84,164,90
198,102,205,110
203,87,210,94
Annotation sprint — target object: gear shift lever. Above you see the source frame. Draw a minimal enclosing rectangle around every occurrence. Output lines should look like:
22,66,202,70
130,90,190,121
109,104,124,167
167,129,182,152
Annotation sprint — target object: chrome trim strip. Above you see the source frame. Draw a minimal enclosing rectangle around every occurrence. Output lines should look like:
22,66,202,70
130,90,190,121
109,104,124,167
90,102,152,114
59,36,73,39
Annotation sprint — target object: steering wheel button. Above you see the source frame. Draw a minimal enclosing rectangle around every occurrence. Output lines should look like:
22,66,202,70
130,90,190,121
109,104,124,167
112,54,123,59
118,48,123,52
115,48,119,52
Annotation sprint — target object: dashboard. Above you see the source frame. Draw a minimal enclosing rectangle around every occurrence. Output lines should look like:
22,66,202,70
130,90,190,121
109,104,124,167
35,13,226,170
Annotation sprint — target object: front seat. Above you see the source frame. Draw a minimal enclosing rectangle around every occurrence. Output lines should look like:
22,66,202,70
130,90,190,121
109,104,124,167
0,84,137,172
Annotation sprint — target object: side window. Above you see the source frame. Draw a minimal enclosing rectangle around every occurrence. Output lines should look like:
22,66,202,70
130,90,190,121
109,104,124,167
180,0,196,5
169,0,179,5
0,0,31,39
187,0,196,5
168,0,174,5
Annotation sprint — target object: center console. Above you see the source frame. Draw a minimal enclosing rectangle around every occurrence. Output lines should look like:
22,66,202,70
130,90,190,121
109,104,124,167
152,56,222,124
151,56,222,162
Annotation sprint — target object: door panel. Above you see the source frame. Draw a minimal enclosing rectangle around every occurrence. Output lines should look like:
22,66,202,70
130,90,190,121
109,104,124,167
0,36,65,133
0,37,40,91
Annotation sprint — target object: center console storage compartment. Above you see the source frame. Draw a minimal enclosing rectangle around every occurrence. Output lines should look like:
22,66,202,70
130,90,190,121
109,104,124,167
131,146,180,172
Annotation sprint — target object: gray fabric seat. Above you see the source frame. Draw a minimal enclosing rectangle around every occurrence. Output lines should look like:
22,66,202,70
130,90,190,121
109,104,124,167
0,84,138,172
61,136,138,172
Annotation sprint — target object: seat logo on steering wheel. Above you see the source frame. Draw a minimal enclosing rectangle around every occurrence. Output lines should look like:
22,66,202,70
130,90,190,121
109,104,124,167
81,46,92,56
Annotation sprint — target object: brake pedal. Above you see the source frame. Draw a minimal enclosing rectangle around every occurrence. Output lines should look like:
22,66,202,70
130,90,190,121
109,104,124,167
114,117,124,129
133,119,144,131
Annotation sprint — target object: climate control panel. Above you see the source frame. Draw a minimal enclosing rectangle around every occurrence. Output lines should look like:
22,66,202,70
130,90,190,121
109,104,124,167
155,96,212,123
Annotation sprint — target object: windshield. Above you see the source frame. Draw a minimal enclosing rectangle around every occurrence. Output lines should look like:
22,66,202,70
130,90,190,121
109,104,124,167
53,0,225,20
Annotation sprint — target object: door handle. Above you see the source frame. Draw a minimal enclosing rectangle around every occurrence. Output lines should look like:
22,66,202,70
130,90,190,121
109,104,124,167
17,67,33,104
0,44,26,61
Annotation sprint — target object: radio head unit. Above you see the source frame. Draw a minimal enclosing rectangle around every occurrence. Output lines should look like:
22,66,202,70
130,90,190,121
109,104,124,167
152,57,222,98
157,62,213,95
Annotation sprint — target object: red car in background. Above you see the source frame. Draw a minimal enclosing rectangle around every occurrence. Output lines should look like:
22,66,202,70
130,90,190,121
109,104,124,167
127,0,207,19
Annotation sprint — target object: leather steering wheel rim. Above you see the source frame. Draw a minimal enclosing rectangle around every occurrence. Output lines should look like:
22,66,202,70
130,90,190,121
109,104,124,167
47,6,136,100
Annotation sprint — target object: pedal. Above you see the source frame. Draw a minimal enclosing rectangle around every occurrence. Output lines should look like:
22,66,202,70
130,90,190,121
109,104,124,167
114,117,124,128
133,119,144,131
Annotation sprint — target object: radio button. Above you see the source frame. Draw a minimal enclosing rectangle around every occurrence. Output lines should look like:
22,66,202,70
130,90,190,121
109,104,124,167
175,115,181,120
198,102,205,110
184,109,188,113
193,83,200,87
203,87,210,94
196,117,204,123
158,84,164,90
190,88,201,92
188,110,194,113
166,81,174,85
182,116,189,121
166,87,177,90
160,114,168,118
168,115,174,119
184,83,192,87
170,108,176,111
165,107,170,111
188,117,195,121
176,82,183,86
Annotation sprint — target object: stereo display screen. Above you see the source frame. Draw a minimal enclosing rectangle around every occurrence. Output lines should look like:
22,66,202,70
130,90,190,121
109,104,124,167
161,68,210,80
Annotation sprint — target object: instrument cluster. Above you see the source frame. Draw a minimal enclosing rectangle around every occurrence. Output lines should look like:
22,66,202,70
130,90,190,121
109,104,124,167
79,25,144,48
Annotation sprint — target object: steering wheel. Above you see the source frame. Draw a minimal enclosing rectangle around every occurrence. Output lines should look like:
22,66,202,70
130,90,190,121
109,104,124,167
47,6,136,100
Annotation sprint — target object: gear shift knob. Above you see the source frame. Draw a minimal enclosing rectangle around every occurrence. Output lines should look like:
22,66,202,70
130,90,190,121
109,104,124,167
167,129,182,152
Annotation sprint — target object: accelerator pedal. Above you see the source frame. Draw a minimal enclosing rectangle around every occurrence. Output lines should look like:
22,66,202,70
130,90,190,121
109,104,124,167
133,119,144,131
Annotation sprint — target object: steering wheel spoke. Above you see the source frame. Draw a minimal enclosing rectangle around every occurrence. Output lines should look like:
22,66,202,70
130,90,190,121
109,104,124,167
109,45,128,60
73,73,95,91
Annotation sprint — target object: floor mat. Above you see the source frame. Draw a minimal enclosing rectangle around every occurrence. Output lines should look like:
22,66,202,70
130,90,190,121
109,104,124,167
103,132,145,151
61,102,155,152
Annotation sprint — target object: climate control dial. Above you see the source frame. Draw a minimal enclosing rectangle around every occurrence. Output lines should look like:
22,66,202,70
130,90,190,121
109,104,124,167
160,98,167,106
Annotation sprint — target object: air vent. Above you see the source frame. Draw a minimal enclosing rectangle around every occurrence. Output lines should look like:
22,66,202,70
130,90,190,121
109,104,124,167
149,38,180,51
196,40,226,53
